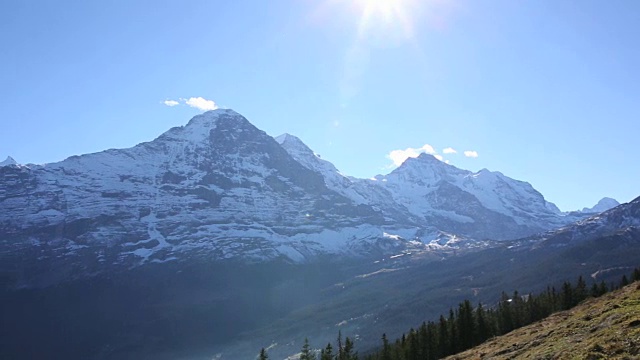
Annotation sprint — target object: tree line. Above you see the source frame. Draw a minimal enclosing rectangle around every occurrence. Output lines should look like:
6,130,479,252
258,267,640,360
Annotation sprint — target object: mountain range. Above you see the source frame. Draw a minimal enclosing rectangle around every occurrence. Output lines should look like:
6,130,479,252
0,109,616,287
0,109,635,360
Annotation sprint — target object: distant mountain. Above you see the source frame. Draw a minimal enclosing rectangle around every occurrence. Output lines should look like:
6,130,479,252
580,197,620,214
527,196,640,249
0,156,16,167
370,154,578,240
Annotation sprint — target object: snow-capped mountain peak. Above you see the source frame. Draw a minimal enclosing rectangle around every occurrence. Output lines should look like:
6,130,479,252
580,197,620,214
386,153,466,184
0,156,17,167
156,109,247,144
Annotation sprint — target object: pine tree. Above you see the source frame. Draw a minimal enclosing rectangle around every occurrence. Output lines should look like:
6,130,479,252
300,338,316,360
497,292,513,334
561,281,574,309
575,276,588,304
381,333,392,360
426,321,438,360
407,330,419,360
621,274,630,287
447,308,458,354
633,268,640,282
598,281,608,296
343,336,358,360
475,302,490,344
259,347,268,360
457,300,474,350
547,286,560,312
320,343,333,360
417,323,428,359
437,315,449,358
511,290,525,328
337,331,344,360
590,282,600,298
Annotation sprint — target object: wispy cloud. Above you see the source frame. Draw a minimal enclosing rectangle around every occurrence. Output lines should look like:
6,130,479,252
464,150,479,158
387,144,437,166
183,97,218,111
443,147,457,154
161,97,219,111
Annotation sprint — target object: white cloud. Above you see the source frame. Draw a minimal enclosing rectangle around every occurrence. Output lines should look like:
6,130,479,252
443,147,457,154
387,144,437,166
163,100,179,107
434,154,444,161
183,97,218,111
421,144,437,154
464,150,479,158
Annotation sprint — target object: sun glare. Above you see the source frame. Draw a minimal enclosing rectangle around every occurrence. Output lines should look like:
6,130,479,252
359,0,403,20
353,0,415,39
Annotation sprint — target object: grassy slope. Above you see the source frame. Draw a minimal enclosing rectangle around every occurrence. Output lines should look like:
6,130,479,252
447,283,640,360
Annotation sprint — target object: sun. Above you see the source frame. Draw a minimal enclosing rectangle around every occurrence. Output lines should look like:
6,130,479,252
358,0,404,20
353,0,416,39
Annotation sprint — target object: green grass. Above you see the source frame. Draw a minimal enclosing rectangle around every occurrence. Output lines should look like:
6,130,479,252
447,283,640,359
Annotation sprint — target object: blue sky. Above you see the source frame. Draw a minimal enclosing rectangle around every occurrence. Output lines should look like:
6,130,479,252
1,0,639,211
